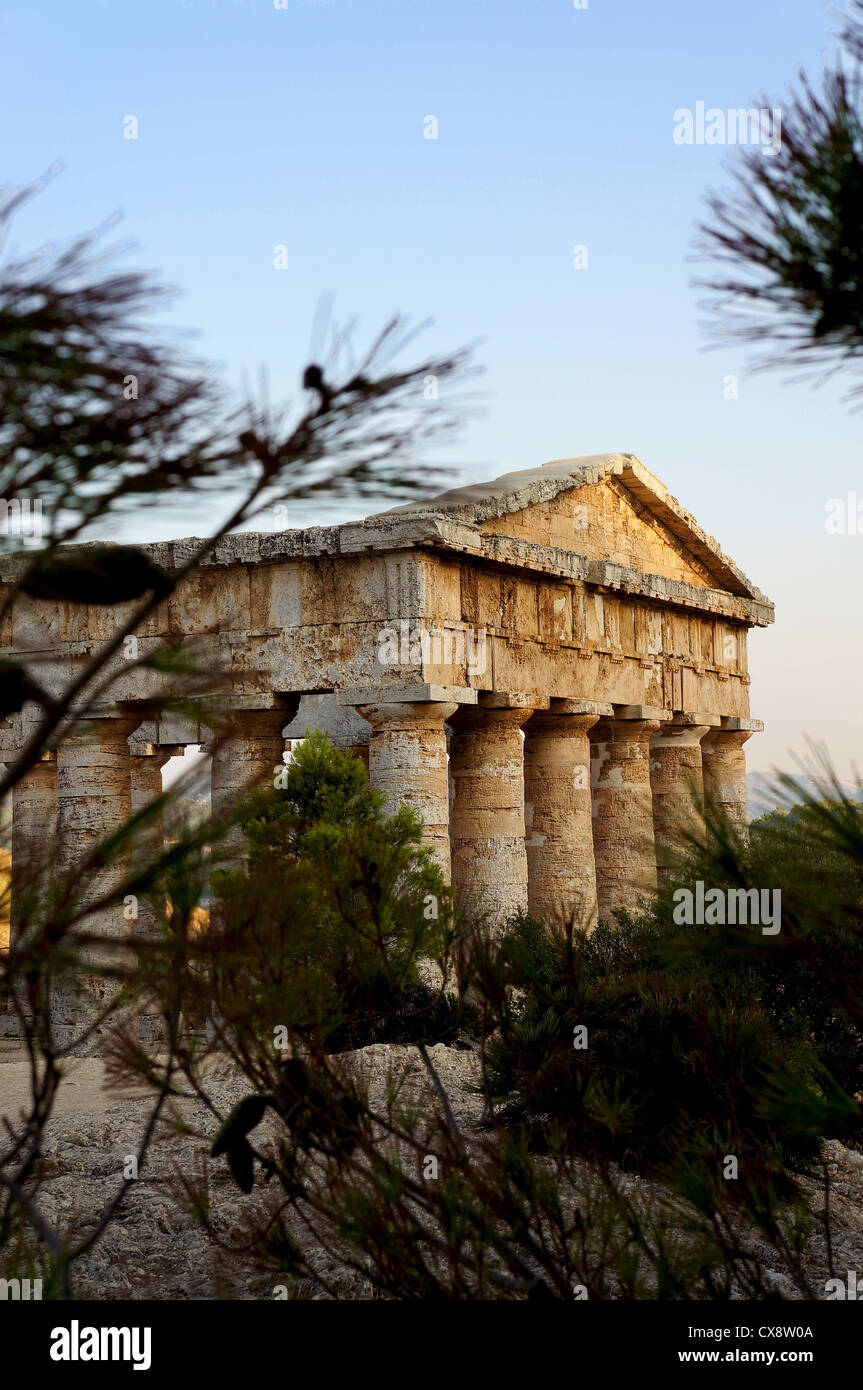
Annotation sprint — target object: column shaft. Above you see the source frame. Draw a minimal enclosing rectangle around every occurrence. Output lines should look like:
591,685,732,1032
524,712,598,927
590,718,659,923
649,724,710,876
701,729,752,834
54,719,137,1047
10,752,57,946
357,701,457,878
208,710,289,868
449,706,533,925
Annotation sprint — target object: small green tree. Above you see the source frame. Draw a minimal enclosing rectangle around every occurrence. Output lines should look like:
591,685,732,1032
179,732,468,1054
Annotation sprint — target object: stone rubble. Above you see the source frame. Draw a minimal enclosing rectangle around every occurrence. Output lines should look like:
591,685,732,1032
2,1042,862,1301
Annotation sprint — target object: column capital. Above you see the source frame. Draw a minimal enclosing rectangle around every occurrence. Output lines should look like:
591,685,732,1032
356,700,459,732
651,723,712,750
703,726,754,750
449,703,536,734
201,706,292,743
63,715,141,744
595,715,662,742
528,710,600,737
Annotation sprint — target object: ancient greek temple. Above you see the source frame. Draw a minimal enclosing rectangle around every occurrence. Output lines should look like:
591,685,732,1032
0,454,773,1038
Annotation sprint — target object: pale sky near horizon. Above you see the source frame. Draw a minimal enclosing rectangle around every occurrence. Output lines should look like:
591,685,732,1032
2,0,861,779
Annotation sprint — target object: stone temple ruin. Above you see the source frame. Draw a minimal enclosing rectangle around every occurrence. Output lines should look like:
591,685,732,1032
0,453,773,1040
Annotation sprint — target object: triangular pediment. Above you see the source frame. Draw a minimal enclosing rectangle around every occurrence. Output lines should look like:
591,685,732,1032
386,453,767,602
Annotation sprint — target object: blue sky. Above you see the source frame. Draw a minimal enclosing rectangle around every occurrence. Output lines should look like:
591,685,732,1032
1,0,859,776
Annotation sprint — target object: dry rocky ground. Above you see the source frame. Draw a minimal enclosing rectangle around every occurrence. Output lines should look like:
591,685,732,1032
2,1038,863,1300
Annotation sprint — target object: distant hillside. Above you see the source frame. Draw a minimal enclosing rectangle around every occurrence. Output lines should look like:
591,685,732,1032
747,772,863,820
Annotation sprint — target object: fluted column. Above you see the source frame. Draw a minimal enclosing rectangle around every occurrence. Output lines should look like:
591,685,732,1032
130,745,173,1043
207,709,291,868
356,701,457,878
701,727,752,834
649,720,712,877
524,709,599,927
590,714,661,924
449,704,534,925
54,718,138,1047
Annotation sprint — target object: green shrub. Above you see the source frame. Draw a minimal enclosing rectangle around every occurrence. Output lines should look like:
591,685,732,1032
483,776,863,1230
206,731,469,1051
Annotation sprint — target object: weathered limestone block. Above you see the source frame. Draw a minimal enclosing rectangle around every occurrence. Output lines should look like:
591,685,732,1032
649,718,714,876
54,719,138,1047
701,727,752,834
356,701,458,878
524,707,599,927
590,714,660,923
449,705,534,924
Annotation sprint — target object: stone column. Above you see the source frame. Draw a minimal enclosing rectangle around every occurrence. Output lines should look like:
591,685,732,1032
590,709,663,924
0,776,9,956
199,703,295,1041
449,702,535,925
0,762,13,1035
356,701,457,878
0,752,57,1037
701,726,753,835
130,743,173,1043
207,708,291,868
54,718,138,1048
649,717,713,877
523,705,600,927
9,751,57,947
